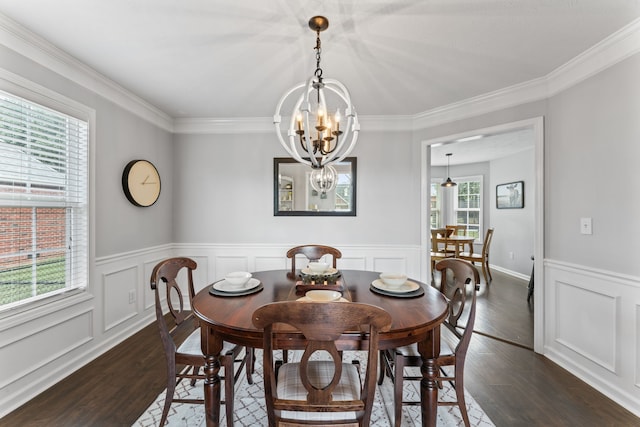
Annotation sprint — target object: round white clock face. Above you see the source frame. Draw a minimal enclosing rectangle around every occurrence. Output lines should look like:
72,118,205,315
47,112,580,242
122,160,161,207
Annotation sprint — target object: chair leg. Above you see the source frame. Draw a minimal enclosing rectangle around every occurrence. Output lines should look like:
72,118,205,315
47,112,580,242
481,259,491,283
159,378,175,427
190,365,199,386
454,374,470,427
393,353,405,427
223,357,234,427
246,347,254,384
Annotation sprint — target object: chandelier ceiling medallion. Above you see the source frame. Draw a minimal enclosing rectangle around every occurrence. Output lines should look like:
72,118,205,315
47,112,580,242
274,16,360,178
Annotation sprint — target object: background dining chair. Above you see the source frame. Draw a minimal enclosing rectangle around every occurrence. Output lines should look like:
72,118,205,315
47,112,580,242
444,224,467,254
430,229,454,282
252,301,392,427
150,257,249,427
286,244,342,276
379,258,479,427
459,227,495,284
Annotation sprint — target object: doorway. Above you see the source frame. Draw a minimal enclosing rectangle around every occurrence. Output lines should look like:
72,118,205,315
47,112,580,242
420,117,544,353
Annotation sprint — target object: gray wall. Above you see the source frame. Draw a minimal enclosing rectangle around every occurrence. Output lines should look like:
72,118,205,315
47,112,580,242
546,53,640,275
0,45,174,257
491,148,535,274
172,130,418,246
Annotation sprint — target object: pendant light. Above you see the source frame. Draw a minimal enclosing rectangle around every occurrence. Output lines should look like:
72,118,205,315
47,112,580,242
441,153,457,187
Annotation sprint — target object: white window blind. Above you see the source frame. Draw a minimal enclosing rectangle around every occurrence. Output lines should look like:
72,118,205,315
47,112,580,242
0,90,88,310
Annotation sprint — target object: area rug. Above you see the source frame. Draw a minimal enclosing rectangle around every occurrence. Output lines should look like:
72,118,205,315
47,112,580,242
133,350,494,426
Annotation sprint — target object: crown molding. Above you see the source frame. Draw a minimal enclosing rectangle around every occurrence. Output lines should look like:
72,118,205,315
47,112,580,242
547,17,640,96
412,17,640,130
1,12,639,135
0,13,173,132
173,117,272,134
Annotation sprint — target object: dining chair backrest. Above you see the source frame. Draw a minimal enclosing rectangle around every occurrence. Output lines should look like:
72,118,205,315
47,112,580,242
286,244,342,275
434,258,479,341
446,224,466,236
252,301,392,426
430,228,452,253
481,227,495,260
151,257,198,337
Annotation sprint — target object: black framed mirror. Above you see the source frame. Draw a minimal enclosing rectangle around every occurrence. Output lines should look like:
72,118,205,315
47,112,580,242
274,157,357,216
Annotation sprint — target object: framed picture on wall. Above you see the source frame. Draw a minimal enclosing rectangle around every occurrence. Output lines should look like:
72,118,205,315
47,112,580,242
496,181,524,209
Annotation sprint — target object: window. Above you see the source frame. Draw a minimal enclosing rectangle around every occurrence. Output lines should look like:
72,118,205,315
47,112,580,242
454,176,482,239
0,90,88,310
430,180,442,229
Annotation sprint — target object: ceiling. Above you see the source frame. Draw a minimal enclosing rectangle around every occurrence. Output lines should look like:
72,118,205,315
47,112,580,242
0,0,639,121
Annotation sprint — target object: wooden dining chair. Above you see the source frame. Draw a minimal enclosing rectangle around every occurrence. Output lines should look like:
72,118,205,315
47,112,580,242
379,258,480,427
150,257,250,427
286,244,342,276
430,229,454,277
252,301,392,427
459,227,495,284
444,225,466,254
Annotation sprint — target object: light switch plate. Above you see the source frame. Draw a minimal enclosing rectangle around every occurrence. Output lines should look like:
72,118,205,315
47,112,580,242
580,217,592,235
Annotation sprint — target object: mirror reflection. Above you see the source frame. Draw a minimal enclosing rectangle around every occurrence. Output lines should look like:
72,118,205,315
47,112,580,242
274,157,357,216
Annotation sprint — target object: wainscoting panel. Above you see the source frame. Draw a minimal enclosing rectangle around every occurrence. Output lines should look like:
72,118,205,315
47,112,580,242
637,303,640,389
545,260,640,417
0,309,93,390
555,280,618,372
372,257,408,275
143,256,169,311
102,264,140,332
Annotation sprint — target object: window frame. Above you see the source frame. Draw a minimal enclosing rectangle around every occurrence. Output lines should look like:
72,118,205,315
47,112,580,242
0,70,94,317
453,175,483,242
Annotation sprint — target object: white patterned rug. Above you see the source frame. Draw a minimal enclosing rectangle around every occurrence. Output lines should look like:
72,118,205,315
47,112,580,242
133,350,494,426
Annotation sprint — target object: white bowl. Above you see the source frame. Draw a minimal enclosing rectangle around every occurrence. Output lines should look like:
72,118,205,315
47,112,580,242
307,262,329,274
225,271,252,288
379,272,408,288
305,290,341,302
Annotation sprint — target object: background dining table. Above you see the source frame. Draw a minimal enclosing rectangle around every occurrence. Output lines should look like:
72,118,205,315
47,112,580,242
436,234,475,257
192,269,449,427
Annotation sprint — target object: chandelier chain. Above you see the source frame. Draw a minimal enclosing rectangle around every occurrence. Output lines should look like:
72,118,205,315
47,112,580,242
314,30,323,79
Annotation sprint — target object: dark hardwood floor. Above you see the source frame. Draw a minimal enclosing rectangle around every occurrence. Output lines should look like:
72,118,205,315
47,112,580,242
2,270,638,426
473,269,534,349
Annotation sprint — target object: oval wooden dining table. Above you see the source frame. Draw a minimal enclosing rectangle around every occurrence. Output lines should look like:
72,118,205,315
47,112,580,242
192,269,449,427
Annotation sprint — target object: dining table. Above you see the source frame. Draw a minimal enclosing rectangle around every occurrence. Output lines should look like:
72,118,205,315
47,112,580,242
192,269,449,427
436,234,475,257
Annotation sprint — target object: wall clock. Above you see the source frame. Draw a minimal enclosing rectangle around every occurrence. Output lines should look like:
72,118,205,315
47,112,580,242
122,160,161,207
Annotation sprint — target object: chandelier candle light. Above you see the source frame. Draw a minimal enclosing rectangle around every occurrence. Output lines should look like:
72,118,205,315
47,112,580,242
274,16,360,180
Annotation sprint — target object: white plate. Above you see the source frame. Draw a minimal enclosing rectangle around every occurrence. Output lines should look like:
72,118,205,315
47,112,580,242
297,296,349,302
213,277,260,293
371,279,420,294
301,267,339,276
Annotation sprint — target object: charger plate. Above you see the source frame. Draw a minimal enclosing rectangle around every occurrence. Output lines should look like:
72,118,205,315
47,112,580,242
209,280,263,297
370,279,424,298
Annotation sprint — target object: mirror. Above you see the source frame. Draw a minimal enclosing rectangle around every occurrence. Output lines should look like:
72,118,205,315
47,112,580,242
274,157,357,216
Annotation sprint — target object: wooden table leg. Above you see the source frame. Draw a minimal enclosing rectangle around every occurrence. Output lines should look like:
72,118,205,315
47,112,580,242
201,325,223,427
418,326,440,427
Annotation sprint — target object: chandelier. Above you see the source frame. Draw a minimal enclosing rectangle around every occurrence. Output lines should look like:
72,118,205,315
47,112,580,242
274,16,359,171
